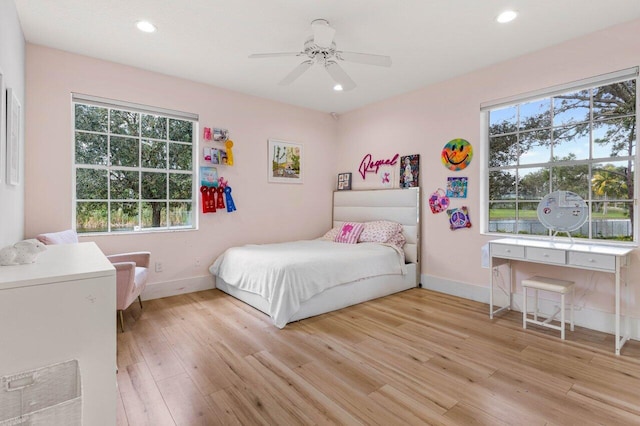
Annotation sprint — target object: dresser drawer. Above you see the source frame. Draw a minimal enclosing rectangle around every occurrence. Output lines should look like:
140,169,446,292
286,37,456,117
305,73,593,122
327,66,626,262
491,244,525,259
568,251,616,271
526,247,566,265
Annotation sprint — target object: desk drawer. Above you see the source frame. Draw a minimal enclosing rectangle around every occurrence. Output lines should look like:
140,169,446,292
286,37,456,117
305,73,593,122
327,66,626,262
568,252,616,271
526,247,566,264
491,244,525,259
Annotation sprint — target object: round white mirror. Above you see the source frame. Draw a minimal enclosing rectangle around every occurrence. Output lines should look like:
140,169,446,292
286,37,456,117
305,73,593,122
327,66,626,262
537,191,588,234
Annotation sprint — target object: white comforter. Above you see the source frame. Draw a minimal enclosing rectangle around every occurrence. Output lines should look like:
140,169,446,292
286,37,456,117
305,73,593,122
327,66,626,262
209,240,406,328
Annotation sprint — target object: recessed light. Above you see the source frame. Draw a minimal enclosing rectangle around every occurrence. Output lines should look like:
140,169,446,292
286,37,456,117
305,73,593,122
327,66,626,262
333,84,343,91
136,20,157,33
496,10,518,23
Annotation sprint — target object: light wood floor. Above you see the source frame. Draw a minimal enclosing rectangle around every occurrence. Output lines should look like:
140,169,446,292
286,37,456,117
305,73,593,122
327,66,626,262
116,288,640,425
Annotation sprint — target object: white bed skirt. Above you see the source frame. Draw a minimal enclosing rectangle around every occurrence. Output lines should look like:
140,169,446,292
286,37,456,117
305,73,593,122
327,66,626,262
214,262,417,326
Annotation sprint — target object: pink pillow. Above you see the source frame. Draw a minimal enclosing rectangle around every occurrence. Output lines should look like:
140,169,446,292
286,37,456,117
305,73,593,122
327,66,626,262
334,222,364,244
359,220,403,243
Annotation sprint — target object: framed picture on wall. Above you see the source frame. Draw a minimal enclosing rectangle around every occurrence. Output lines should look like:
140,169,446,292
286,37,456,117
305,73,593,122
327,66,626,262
400,154,419,188
268,139,303,183
213,128,229,142
379,165,394,188
6,87,21,186
200,166,218,187
337,172,352,190
446,176,468,198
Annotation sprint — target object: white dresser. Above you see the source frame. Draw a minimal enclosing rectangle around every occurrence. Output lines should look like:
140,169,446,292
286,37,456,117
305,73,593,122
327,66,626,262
488,237,633,355
0,242,116,425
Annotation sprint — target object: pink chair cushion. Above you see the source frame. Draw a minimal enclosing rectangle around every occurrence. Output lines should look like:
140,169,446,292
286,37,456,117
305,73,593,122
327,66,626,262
36,229,79,245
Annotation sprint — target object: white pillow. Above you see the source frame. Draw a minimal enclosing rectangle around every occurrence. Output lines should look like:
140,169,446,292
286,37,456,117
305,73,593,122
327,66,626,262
36,229,79,245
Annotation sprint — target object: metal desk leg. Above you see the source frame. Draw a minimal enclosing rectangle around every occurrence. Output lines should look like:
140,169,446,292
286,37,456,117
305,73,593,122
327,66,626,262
490,256,494,319
615,258,632,356
615,261,620,355
490,257,511,319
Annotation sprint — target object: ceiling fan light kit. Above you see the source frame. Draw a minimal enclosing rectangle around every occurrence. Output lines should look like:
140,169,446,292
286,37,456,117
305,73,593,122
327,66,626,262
310,19,336,48
249,19,392,91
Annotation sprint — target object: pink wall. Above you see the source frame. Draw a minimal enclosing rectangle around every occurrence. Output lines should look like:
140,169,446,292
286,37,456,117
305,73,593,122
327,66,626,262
0,0,25,248
25,44,337,288
337,19,640,318
23,18,640,326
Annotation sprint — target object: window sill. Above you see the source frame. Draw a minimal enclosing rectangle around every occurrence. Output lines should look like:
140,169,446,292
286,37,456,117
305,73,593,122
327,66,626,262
78,226,198,238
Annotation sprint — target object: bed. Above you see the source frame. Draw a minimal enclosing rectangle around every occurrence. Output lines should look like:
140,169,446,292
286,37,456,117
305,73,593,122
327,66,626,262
210,187,420,328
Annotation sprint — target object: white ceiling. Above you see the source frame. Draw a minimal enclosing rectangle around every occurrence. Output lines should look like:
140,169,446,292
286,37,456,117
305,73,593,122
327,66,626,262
14,0,640,114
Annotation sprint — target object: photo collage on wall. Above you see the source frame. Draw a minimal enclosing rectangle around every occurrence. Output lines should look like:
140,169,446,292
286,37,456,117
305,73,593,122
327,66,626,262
437,139,473,230
203,147,228,165
200,126,237,215
337,172,352,190
202,127,231,166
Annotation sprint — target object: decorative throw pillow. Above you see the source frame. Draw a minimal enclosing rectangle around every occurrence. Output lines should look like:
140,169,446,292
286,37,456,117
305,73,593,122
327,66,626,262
319,225,342,241
386,232,406,249
36,229,79,245
334,222,365,244
359,220,403,243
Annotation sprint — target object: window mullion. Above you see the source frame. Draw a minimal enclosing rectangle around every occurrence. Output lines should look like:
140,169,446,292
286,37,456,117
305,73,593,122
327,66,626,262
138,136,142,232
107,108,112,233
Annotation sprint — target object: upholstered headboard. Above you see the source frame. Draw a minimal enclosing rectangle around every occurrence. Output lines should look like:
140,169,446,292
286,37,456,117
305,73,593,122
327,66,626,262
332,187,420,265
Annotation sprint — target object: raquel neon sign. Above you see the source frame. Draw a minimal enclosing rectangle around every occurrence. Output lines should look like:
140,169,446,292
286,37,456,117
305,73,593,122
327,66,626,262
358,153,399,179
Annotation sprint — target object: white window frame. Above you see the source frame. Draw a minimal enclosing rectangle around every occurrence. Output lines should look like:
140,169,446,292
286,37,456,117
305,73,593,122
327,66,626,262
480,67,639,244
72,93,199,235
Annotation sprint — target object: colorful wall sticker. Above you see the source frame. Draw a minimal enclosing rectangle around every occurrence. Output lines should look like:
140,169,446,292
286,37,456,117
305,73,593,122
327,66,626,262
441,138,473,171
446,176,468,198
428,188,450,214
447,206,472,230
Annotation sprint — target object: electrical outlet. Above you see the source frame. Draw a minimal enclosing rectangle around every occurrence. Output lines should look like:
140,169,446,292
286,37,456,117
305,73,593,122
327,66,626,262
195,258,201,267
155,262,163,273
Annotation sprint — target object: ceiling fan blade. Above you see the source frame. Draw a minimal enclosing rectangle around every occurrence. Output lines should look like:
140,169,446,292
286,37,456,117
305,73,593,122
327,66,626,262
278,60,314,85
249,52,303,59
311,19,336,48
325,61,356,91
336,51,392,67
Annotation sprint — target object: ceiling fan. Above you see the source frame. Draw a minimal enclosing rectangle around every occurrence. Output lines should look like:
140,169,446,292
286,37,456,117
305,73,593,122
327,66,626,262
249,19,392,91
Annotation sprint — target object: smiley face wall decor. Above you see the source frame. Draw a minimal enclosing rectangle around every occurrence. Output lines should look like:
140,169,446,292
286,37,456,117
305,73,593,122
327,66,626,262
441,138,473,171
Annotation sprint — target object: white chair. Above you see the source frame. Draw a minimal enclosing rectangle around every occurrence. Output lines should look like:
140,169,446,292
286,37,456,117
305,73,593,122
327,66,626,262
522,276,575,340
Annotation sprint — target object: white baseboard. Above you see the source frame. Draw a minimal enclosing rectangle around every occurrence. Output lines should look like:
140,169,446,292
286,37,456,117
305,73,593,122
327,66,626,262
421,274,639,342
141,275,215,301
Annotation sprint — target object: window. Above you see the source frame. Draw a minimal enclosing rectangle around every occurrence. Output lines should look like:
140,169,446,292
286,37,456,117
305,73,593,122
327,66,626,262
484,68,638,242
73,94,198,234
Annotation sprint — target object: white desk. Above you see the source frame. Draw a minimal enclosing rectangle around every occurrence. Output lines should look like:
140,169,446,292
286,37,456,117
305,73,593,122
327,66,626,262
488,237,633,355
